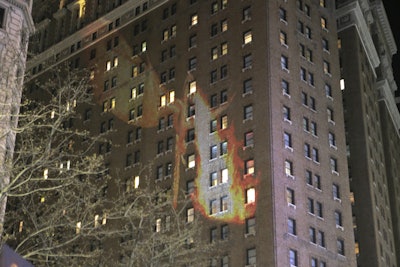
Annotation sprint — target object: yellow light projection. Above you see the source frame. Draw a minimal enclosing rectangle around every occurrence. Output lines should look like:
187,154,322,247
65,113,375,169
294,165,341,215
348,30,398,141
96,54,259,224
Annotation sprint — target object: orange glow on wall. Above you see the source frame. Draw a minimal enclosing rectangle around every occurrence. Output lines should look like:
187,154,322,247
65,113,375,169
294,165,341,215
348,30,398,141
93,54,258,224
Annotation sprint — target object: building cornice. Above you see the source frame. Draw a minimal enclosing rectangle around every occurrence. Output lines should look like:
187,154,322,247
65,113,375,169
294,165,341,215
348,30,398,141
370,1,397,56
5,0,34,33
377,79,400,135
336,1,380,76
27,0,167,72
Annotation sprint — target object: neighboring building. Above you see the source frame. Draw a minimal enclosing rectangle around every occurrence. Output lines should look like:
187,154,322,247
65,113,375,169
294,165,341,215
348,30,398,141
0,0,34,235
337,0,400,266
16,0,398,266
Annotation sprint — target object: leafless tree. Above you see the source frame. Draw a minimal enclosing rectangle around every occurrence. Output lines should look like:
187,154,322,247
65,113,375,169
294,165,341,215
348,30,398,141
1,67,212,266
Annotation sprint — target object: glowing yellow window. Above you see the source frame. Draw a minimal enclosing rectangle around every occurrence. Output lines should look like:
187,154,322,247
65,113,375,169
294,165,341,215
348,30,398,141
169,90,175,103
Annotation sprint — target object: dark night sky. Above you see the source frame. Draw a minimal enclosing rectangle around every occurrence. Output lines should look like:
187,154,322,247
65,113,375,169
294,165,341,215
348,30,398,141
382,0,400,89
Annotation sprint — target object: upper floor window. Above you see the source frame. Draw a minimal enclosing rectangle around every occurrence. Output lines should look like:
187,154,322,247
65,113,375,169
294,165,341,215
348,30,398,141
321,17,327,30
243,6,251,21
243,30,252,44
190,14,198,26
279,7,287,22
0,7,5,29
280,31,287,46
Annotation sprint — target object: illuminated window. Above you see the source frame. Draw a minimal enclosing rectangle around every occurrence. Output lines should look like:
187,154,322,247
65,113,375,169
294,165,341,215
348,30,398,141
243,30,252,44
221,19,228,32
211,47,218,60
141,41,147,52
43,168,48,179
245,159,254,175
246,188,255,203
170,25,176,37
221,196,228,212
134,175,140,188
340,78,345,90
211,1,218,14
110,97,116,109
169,90,175,103
221,42,228,55
285,160,293,176
321,17,327,29
189,81,197,94
221,115,228,129
131,87,137,99
102,101,108,112
132,65,138,77
155,218,162,232
106,60,111,71
280,31,287,46
320,0,326,7
113,56,118,67
323,60,330,74
162,29,169,41
187,207,194,222
94,214,100,228
221,0,228,9
221,168,228,183
190,14,198,26
188,154,195,168
160,95,166,107
210,172,218,186
76,221,82,234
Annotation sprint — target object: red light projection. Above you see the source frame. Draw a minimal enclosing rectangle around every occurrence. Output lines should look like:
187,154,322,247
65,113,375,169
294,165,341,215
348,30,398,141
95,54,258,224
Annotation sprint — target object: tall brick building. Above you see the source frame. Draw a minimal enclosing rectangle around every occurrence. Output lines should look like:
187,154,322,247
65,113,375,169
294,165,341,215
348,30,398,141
19,0,399,266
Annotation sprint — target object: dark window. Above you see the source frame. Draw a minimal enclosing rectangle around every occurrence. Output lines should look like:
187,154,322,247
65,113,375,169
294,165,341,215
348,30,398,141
0,7,5,29
243,79,252,94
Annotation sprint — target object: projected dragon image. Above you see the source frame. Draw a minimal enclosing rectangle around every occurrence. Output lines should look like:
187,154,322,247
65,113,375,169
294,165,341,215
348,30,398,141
97,54,259,224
